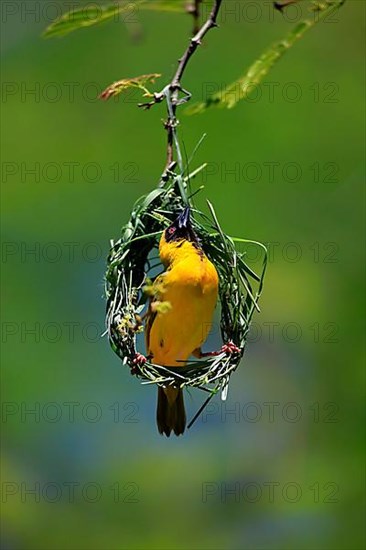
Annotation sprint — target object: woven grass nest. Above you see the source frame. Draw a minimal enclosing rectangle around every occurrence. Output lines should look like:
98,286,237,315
105,170,267,401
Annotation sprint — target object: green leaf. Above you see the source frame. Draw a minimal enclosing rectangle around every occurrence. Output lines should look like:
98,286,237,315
138,188,166,210
100,74,161,101
186,0,346,114
43,0,186,39
43,2,127,38
138,0,187,12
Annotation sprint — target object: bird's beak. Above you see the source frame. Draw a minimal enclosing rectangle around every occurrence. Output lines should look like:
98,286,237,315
177,207,191,229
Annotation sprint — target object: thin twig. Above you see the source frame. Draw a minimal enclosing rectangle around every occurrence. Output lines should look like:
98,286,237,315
164,117,174,171
165,0,222,172
139,0,223,177
171,0,222,92
186,0,203,38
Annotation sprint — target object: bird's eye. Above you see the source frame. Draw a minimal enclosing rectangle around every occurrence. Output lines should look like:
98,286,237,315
168,227,176,234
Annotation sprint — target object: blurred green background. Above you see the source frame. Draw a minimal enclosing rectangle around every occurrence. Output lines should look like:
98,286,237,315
1,1,365,549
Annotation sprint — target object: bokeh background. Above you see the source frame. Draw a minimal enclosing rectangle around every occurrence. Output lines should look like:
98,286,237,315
1,1,365,549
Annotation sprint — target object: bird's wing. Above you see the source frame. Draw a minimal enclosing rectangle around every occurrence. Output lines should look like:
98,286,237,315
144,273,166,355
144,297,157,354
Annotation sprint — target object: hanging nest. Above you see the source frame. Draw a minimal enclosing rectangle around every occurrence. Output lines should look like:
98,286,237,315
105,169,267,399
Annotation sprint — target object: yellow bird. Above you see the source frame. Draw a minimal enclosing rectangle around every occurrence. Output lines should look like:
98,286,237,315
145,207,219,436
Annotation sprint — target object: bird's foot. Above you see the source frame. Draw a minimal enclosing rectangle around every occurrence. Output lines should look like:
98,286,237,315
132,353,147,366
220,341,241,355
197,341,240,358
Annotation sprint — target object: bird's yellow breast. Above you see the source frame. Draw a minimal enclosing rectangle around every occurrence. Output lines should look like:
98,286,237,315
148,239,219,367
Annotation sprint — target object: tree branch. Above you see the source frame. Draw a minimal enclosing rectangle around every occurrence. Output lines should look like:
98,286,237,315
168,0,223,176
171,0,222,92
139,0,223,179
186,0,203,38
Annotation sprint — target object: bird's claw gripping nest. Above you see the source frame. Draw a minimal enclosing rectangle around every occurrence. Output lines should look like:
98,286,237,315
221,341,241,355
133,353,147,366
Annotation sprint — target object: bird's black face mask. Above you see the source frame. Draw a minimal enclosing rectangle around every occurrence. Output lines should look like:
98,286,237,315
164,207,200,245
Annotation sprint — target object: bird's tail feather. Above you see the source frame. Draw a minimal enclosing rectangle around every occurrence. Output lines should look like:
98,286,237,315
157,386,186,437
